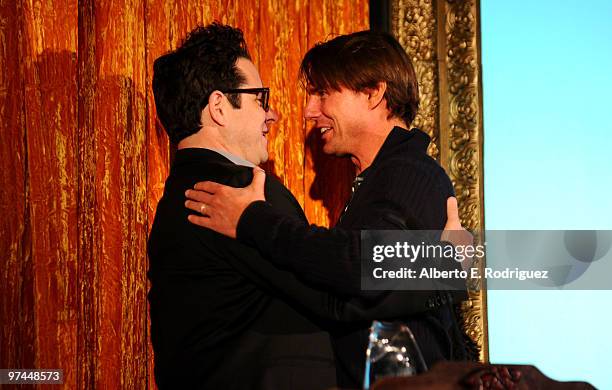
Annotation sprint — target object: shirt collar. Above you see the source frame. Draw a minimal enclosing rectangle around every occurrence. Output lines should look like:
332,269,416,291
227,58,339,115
203,148,255,167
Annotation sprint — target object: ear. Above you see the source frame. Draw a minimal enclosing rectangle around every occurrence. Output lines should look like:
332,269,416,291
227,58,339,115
207,90,228,126
366,81,387,111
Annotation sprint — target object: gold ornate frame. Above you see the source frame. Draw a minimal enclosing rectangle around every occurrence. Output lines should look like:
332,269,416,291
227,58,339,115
390,0,488,361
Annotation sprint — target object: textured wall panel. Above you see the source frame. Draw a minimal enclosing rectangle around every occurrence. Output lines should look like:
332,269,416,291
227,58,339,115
76,2,98,388
20,0,79,388
74,0,149,387
0,0,36,377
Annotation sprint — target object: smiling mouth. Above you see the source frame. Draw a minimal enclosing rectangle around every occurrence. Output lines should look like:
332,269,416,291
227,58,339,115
320,127,332,134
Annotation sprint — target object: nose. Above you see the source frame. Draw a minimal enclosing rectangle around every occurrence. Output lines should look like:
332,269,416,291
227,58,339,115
265,108,279,124
304,95,320,120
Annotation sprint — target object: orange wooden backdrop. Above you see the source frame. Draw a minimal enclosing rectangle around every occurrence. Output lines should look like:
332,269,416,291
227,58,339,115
0,1,368,388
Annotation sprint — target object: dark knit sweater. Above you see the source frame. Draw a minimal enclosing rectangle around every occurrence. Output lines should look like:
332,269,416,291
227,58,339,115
236,127,470,387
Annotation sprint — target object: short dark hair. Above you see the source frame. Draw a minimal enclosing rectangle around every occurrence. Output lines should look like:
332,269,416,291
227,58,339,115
152,23,251,143
300,31,419,125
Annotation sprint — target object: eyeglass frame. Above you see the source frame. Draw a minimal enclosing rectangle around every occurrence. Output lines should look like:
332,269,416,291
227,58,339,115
222,87,270,112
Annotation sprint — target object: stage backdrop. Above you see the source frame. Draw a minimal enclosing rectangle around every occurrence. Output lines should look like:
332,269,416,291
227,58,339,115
0,1,368,388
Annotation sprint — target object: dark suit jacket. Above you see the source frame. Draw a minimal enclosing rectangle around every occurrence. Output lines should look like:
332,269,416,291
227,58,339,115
148,148,341,390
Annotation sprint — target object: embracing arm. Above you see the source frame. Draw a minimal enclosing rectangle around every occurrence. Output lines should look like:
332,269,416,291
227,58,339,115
185,167,471,299
238,200,364,296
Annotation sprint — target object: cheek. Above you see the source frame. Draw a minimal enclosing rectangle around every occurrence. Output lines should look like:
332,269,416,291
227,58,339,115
336,107,358,127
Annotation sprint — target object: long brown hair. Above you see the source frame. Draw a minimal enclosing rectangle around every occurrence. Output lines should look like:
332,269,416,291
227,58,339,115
300,31,419,126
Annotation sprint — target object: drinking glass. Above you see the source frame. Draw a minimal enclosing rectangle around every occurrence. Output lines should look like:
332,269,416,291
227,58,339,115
363,320,428,389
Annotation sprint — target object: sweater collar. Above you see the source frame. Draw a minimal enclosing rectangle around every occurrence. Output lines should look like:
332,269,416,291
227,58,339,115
359,127,430,177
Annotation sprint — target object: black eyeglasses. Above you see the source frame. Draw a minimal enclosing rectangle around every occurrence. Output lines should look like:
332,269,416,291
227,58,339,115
223,87,270,112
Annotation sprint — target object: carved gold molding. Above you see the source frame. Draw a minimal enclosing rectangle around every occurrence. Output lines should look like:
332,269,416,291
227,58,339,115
391,0,440,160
392,0,488,362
